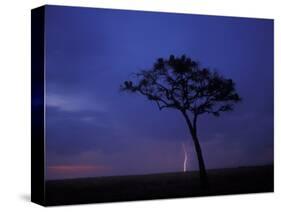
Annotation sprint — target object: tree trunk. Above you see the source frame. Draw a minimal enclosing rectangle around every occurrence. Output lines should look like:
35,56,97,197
191,132,208,188
182,112,208,188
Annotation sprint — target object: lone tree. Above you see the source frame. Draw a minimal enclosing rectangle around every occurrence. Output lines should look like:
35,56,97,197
121,55,241,187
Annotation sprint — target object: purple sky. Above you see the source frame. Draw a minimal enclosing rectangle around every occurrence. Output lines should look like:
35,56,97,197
44,5,273,180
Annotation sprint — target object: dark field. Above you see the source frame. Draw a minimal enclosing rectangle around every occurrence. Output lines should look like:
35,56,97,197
45,165,273,206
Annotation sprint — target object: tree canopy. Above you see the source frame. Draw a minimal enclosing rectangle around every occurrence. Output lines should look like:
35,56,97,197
121,54,241,117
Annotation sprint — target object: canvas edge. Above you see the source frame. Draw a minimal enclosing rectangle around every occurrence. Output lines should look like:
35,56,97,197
31,5,47,207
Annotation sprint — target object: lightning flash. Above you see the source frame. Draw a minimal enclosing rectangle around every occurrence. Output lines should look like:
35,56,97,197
182,142,188,172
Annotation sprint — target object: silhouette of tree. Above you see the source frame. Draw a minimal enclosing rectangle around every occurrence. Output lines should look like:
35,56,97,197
121,54,241,187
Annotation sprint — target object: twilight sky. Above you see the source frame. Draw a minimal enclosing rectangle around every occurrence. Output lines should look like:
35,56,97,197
44,5,273,180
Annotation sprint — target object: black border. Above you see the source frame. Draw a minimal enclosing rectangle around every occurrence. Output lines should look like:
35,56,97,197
31,6,46,206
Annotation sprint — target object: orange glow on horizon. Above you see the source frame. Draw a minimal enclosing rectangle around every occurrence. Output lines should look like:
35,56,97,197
48,165,108,173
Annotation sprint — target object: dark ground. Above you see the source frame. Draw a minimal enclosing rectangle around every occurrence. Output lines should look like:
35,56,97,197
45,165,273,206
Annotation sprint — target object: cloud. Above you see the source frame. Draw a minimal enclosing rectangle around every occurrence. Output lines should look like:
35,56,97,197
46,92,106,112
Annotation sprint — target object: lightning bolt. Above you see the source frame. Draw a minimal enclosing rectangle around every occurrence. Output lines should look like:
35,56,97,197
182,142,188,172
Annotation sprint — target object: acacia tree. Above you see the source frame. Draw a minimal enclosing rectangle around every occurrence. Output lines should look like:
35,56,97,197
121,55,241,187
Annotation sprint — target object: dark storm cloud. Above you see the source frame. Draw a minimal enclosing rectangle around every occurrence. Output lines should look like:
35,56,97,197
45,6,273,179
46,105,126,155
